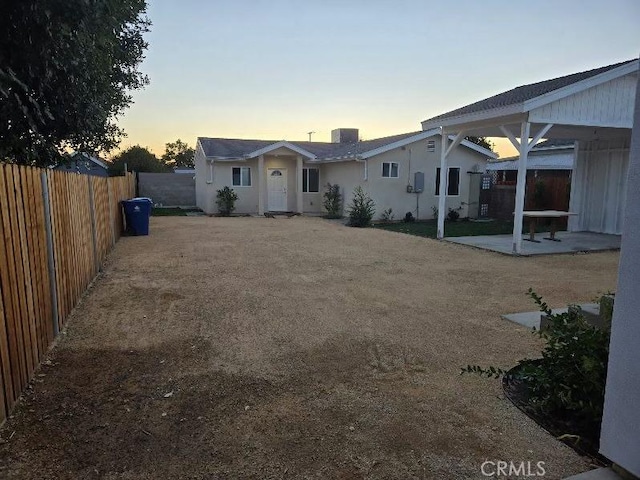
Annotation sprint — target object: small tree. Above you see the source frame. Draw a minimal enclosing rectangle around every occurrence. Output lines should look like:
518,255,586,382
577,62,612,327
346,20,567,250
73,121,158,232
347,186,375,227
108,145,171,175
323,183,343,218
215,186,238,216
161,139,195,168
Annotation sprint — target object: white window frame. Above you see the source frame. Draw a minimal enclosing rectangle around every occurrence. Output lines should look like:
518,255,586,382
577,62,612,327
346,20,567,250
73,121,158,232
435,166,461,197
232,166,251,187
302,167,320,193
381,161,399,178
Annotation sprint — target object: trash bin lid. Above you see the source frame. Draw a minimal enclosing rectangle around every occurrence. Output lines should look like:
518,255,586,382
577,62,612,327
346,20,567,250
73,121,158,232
130,197,153,203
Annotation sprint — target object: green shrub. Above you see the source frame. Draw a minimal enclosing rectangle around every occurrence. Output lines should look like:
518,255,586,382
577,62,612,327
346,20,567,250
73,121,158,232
462,289,611,435
447,207,460,222
347,186,375,227
215,186,238,216
323,183,343,218
404,212,415,223
380,208,394,222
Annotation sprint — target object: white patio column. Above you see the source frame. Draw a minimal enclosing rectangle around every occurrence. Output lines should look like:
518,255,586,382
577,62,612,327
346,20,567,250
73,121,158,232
437,131,449,239
258,155,265,215
296,155,303,213
512,121,530,254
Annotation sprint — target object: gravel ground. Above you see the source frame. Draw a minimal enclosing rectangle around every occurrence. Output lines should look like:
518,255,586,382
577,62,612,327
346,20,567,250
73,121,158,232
0,216,619,479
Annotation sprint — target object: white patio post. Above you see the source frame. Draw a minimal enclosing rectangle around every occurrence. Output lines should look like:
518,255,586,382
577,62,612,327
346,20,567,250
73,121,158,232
437,129,449,239
512,121,530,254
258,155,265,215
296,155,303,213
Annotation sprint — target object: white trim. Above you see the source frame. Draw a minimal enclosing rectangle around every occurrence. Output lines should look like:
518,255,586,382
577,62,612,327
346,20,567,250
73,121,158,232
435,166,461,197
457,138,499,158
523,60,639,111
359,129,440,159
246,141,317,160
302,167,320,193
231,166,252,187
381,161,399,178
420,60,639,132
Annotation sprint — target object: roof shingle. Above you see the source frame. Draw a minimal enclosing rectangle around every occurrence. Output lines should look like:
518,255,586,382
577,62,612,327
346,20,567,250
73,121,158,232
423,59,637,124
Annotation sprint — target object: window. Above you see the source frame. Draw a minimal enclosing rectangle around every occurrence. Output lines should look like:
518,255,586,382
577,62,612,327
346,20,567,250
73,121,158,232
302,168,319,193
427,140,436,152
382,162,399,178
435,167,460,196
232,167,251,186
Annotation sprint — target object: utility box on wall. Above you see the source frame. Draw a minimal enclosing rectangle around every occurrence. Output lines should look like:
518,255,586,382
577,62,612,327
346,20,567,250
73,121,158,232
414,171,424,193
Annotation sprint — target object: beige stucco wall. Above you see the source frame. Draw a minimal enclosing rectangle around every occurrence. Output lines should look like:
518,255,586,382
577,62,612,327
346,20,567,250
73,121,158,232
195,148,324,214
195,137,489,217
322,136,488,220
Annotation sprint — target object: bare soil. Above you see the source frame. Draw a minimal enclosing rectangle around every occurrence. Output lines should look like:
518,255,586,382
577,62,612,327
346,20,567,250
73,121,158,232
0,216,619,479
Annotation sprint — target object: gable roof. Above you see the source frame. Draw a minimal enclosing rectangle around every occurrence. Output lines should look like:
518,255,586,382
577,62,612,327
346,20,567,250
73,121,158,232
421,59,638,129
530,138,575,151
197,130,496,162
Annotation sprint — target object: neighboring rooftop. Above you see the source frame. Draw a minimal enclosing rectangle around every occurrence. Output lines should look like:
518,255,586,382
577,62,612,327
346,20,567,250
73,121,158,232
531,138,576,150
422,59,637,126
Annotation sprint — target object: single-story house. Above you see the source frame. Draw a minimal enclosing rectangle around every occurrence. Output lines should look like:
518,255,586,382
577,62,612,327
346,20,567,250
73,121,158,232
194,128,496,219
486,139,575,217
487,138,575,182
54,152,109,177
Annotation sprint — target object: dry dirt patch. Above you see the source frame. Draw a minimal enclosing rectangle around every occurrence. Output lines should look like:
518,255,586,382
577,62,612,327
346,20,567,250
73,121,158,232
0,216,618,479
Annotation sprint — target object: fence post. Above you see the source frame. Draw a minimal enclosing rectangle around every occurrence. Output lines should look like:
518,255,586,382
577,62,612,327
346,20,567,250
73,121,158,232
87,176,99,273
106,179,116,247
41,171,59,336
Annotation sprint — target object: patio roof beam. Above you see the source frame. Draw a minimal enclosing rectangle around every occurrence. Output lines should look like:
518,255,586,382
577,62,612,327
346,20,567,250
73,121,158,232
499,125,521,150
437,129,466,239
528,123,554,149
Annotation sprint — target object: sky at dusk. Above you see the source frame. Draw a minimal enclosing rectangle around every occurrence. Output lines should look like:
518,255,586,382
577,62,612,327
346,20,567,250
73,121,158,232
115,0,640,159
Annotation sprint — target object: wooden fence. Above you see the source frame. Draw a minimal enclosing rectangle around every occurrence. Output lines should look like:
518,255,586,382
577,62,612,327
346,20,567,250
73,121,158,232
0,164,134,423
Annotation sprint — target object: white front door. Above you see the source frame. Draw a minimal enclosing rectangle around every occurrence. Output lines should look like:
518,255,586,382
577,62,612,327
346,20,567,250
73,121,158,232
267,168,287,211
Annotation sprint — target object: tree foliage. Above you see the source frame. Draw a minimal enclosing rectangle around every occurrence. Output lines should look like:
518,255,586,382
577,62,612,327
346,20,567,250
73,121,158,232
161,139,195,168
108,146,170,175
0,0,151,166
465,136,494,152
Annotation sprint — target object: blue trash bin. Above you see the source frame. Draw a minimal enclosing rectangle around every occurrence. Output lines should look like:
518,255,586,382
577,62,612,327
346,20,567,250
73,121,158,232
122,197,153,235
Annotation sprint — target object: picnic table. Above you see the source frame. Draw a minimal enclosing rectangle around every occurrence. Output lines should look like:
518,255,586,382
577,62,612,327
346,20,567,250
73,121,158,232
521,210,577,242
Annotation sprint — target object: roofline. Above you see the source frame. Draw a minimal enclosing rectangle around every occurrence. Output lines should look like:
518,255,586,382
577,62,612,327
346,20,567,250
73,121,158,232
359,130,439,159
69,152,108,169
458,136,499,158
420,59,639,131
530,143,576,152
245,141,317,160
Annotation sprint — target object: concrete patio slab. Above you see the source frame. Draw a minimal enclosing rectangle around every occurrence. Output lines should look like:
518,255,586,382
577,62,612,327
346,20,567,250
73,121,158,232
446,231,621,256
502,303,600,329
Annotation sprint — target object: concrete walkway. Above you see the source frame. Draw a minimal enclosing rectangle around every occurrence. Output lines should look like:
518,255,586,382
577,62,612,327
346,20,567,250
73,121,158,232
446,231,621,256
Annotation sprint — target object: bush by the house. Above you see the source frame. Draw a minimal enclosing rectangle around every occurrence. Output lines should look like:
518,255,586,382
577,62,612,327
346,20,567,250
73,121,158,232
215,186,238,216
347,186,375,227
380,208,394,223
404,212,415,223
462,289,612,453
323,183,343,218
447,207,461,222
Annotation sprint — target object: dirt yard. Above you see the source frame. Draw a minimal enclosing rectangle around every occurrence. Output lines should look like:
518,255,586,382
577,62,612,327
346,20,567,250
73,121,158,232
0,216,619,479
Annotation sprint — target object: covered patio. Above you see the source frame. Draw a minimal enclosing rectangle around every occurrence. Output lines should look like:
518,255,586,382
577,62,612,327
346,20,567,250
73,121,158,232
422,58,638,255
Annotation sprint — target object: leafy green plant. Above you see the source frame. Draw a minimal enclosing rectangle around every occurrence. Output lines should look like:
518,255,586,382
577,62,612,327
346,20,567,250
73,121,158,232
215,186,238,216
380,208,394,223
462,289,611,439
431,206,438,219
347,186,375,227
323,183,343,218
447,207,461,222
404,212,415,223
